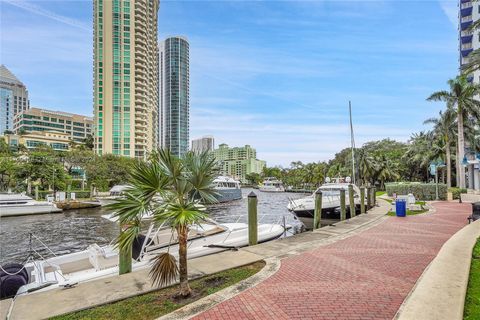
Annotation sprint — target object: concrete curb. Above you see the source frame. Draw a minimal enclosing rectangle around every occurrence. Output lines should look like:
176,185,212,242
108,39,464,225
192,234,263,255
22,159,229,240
156,258,281,320
395,219,480,320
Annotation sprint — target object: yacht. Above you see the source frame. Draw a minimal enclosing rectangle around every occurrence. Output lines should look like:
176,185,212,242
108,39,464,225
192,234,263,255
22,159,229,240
212,176,242,203
287,180,362,229
0,193,62,217
259,177,285,192
1,219,286,298
96,185,130,206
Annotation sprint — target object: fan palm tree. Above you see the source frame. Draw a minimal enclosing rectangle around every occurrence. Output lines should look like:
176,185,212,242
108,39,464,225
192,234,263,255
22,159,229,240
423,110,456,187
108,149,218,297
427,75,480,188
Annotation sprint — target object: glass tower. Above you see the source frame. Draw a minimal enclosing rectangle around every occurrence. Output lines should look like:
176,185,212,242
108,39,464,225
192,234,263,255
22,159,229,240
0,88,14,134
93,0,159,158
0,65,29,134
159,36,190,157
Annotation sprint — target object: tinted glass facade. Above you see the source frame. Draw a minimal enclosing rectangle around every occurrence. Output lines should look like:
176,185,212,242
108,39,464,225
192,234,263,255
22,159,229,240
160,37,189,157
0,88,13,134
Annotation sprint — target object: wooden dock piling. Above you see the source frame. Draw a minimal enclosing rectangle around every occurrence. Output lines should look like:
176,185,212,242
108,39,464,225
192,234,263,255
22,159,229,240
248,191,258,245
340,189,346,221
349,184,355,218
313,190,322,229
360,186,365,214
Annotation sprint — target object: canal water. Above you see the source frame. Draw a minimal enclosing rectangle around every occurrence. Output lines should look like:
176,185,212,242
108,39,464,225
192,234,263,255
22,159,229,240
0,189,309,264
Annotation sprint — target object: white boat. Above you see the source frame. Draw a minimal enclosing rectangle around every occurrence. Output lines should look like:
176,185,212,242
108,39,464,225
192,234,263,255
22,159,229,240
287,180,362,229
96,185,130,206
1,219,285,298
212,176,242,203
0,193,62,217
259,177,285,192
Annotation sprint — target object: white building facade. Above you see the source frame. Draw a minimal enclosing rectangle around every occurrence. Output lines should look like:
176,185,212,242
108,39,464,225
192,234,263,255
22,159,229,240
191,135,214,153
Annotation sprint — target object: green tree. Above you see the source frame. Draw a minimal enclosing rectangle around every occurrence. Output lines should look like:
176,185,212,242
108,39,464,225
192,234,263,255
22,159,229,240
84,154,137,191
109,150,217,297
245,172,262,185
428,75,480,188
423,110,456,187
83,134,94,150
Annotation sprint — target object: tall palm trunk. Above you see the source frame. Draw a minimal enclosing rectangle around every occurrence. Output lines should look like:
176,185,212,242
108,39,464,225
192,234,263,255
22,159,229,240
445,140,452,188
457,109,466,188
177,225,191,297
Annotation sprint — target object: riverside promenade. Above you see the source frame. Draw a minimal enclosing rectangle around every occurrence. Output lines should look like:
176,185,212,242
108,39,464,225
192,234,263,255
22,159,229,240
191,201,472,320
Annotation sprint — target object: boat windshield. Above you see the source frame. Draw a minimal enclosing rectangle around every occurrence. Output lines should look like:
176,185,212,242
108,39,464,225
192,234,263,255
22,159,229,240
321,190,341,196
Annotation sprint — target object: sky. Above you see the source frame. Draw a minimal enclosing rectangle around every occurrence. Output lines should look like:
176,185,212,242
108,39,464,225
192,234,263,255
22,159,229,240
0,0,460,166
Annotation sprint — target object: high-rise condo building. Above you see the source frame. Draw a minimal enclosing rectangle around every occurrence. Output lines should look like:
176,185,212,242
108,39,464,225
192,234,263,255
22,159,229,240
93,0,159,158
159,36,190,157
459,0,480,192
460,1,480,81
191,135,214,153
212,144,266,183
0,65,29,135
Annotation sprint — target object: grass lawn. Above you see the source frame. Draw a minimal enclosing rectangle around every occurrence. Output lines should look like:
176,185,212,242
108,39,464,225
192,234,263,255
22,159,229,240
376,191,386,197
387,201,428,216
50,261,265,320
464,238,480,320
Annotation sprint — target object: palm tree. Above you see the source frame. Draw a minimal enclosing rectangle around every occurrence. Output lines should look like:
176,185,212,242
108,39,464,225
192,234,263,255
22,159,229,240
356,149,376,186
374,155,400,189
404,132,436,182
423,110,456,187
427,75,480,188
109,149,218,297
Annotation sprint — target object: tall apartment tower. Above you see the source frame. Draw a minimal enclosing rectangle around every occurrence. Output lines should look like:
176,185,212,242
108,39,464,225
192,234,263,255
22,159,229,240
0,65,29,134
159,36,190,157
460,0,480,81
459,0,480,191
93,0,159,158
191,135,214,153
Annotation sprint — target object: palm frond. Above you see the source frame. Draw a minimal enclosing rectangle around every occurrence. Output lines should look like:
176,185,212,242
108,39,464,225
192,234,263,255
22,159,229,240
149,252,179,287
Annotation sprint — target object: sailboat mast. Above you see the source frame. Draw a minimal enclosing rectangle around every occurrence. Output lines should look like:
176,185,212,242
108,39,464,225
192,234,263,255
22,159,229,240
349,101,356,185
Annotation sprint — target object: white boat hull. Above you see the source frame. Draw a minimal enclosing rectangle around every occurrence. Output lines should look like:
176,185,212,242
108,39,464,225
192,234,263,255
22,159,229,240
259,187,285,192
0,203,62,217
15,223,285,296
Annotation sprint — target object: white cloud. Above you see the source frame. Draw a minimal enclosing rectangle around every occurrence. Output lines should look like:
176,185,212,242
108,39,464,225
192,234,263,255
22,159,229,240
439,0,458,29
3,0,92,31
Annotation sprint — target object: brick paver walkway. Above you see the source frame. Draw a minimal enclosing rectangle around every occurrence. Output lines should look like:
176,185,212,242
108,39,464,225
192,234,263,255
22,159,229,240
193,202,471,320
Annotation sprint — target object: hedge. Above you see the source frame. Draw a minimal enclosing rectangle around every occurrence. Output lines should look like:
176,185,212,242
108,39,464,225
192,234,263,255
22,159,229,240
448,187,468,200
385,182,447,201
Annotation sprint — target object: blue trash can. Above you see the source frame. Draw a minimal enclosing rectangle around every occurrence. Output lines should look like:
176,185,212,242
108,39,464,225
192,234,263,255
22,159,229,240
396,199,406,217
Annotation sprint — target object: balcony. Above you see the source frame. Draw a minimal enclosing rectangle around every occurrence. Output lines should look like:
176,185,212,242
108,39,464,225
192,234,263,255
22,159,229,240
462,29,474,37
461,7,473,17
462,15,473,23
461,1,473,8
462,21,473,31
462,48,474,57
462,35,474,44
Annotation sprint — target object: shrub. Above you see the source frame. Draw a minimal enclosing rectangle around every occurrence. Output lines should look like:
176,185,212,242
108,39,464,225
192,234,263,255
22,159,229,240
385,182,447,201
448,187,468,200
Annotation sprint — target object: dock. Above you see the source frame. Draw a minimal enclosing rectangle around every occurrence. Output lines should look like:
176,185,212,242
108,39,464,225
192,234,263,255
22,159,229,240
54,200,101,210
3,200,390,320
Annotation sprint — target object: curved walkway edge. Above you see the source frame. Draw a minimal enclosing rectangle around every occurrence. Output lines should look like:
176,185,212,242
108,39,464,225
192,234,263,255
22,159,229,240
396,218,480,320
